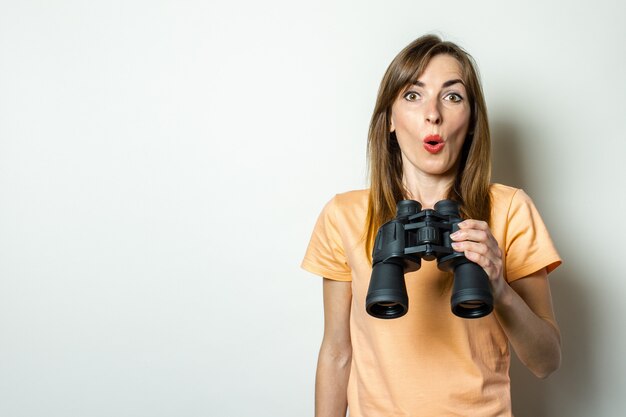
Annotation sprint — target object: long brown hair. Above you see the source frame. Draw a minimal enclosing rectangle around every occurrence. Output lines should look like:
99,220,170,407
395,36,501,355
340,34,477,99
365,35,492,259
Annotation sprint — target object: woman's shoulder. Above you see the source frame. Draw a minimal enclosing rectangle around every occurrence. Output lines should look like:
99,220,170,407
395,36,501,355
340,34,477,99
325,189,370,219
490,182,520,197
489,183,540,220
489,183,530,206
334,189,370,204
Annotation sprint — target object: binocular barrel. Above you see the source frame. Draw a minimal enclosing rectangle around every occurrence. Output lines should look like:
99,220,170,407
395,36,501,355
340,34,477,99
365,199,494,319
450,261,493,318
365,261,409,318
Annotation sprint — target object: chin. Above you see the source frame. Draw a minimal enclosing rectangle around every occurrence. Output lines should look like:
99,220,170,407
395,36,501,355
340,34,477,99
421,164,457,177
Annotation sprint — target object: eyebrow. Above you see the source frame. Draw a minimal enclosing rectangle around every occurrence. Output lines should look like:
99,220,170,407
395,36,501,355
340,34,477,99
411,79,465,88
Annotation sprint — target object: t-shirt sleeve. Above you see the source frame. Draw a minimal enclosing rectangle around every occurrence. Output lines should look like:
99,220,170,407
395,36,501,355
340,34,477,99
301,196,352,281
504,189,562,282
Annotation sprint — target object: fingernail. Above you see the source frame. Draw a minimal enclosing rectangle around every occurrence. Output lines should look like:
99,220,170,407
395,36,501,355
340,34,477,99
451,242,462,250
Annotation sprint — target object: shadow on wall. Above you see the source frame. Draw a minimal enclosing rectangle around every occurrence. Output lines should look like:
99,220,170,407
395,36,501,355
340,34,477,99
491,121,592,417
491,121,525,189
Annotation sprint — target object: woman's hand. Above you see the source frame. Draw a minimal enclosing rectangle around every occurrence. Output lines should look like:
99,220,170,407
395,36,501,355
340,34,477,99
449,219,508,301
450,219,562,378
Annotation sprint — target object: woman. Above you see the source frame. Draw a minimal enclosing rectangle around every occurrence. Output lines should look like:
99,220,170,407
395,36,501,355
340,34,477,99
301,35,561,417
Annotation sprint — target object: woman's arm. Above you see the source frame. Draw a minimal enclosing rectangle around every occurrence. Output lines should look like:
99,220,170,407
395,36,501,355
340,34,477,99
494,269,561,378
451,220,561,378
316,278,352,417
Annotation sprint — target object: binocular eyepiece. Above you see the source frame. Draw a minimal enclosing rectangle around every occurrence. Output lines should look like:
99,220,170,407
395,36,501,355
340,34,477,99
365,199,493,319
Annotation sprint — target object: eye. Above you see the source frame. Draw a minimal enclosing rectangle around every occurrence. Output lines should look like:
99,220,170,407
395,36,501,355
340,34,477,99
403,91,420,101
444,93,463,103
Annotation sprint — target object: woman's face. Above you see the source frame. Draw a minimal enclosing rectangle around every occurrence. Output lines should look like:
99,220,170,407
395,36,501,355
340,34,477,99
390,54,471,179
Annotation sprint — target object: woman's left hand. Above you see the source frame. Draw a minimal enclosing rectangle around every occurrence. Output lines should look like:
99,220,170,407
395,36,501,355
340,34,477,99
450,219,507,299
450,219,562,378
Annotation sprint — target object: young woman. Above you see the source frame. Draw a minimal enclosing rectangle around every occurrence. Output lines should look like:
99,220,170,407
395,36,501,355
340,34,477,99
301,35,561,417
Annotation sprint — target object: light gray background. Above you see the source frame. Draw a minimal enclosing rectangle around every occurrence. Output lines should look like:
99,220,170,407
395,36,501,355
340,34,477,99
1,0,624,416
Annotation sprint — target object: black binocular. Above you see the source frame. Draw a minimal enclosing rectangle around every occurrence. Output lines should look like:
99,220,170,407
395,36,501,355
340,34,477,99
365,199,493,319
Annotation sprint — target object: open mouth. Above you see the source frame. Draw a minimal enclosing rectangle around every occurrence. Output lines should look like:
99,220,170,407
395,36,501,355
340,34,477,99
423,135,444,153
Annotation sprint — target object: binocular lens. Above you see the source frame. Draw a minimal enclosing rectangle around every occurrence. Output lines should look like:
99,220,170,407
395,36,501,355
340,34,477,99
368,301,407,318
452,299,492,318
459,300,484,307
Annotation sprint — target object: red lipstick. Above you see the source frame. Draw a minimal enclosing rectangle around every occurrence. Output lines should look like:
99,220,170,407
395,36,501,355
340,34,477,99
423,134,444,154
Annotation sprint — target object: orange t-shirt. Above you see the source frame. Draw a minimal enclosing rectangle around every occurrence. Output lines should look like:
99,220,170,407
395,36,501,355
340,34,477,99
301,184,561,417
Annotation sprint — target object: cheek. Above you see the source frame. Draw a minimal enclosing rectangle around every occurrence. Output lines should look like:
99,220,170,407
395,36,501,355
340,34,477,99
391,102,421,133
394,113,422,136
446,115,471,140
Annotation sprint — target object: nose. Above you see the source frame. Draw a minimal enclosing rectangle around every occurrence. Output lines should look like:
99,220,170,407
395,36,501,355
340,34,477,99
425,99,442,125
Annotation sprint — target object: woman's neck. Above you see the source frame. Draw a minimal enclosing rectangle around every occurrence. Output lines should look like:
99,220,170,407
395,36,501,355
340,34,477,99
402,170,456,209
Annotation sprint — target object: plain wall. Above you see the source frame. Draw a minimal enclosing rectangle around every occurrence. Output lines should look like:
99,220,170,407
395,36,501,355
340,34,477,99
1,0,625,416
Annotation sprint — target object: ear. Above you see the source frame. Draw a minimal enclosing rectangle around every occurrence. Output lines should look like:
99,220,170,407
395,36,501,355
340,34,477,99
390,115,395,133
